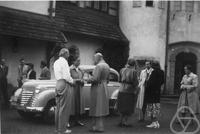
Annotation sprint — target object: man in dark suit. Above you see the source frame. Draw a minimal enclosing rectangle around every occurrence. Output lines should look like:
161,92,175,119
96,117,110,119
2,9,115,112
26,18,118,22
0,59,9,106
26,63,36,79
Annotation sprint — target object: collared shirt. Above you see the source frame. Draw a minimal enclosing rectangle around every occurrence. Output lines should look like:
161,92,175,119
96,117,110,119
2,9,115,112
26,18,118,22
53,57,73,84
145,68,154,81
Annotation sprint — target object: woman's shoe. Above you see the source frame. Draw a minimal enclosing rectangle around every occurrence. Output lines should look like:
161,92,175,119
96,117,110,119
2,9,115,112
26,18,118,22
155,121,160,128
122,123,132,127
146,122,157,128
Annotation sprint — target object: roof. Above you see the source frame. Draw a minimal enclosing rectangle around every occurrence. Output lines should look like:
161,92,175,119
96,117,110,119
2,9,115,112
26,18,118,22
55,2,128,42
0,6,65,43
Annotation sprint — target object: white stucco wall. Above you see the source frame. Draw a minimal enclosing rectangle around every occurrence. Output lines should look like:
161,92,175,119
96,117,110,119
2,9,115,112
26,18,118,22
66,34,104,65
0,35,47,87
119,1,167,69
0,1,50,15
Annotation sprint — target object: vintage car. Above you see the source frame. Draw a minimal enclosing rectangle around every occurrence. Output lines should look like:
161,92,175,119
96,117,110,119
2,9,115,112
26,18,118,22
10,65,120,123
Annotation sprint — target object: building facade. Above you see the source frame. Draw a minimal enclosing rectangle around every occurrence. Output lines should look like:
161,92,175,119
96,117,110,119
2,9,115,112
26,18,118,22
0,1,128,91
119,1,200,95
1,1,200,96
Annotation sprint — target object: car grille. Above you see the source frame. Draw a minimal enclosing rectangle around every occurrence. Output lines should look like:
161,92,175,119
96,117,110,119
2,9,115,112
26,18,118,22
20,90,34,106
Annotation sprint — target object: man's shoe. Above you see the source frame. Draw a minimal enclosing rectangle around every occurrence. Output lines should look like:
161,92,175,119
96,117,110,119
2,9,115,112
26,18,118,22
63,129,72,134
146,122,158,128
76,121,84,126
122,123,132,127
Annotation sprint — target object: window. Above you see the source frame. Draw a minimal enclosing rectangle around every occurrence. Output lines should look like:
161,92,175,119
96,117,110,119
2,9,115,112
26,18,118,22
174,1,182,11
68,0,78,5
85,1,92,8
94,1,100,10
133,1,142,7
158,1,165,9
101,1,108,12
185,1,194,12
108,1,118,16
84,1,118,16
146,0,154,7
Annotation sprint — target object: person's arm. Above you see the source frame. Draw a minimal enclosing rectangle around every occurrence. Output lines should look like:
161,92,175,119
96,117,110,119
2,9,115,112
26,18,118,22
185,75,198,92
62,60,74,84
88,65,101,84
46,69,51,80
5,66,8,77
132,70,139,94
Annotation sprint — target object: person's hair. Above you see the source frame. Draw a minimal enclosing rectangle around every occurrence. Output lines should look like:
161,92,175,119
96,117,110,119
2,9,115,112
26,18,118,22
145,61,151,65
27,63,34,69
127,58,136,67
151,61,161,69
59,48,69,57
72,57,80,64
20,58,24,62
41,61,47,67
185,64,192,71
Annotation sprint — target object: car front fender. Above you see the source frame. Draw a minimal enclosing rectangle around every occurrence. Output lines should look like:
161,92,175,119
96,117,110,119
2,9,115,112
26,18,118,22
33,89,56,108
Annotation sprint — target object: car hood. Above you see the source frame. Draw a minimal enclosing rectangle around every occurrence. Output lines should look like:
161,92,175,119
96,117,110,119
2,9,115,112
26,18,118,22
22,80,56,88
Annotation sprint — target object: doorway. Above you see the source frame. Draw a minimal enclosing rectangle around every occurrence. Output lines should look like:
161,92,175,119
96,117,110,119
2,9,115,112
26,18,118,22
174,52,197,95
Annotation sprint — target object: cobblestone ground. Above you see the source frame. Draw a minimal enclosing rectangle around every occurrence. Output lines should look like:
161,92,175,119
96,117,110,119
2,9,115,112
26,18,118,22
1,102,200,134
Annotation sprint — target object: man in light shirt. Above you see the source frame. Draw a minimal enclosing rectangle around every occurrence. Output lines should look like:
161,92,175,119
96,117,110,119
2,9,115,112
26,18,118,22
54,48,79,134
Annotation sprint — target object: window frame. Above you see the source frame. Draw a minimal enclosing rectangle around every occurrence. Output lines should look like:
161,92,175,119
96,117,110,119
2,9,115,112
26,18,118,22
108,1,118,16
174,1,182,12
185,1,194,12
158,1,165,9
132,1,142,8
146,0,154,7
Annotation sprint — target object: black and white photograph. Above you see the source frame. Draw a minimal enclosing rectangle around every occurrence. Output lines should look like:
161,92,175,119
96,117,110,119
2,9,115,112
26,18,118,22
0,0,200,134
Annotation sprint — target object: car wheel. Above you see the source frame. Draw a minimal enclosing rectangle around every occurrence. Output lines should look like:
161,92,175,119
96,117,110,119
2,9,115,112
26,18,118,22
43,100,56,124
17,110,35,119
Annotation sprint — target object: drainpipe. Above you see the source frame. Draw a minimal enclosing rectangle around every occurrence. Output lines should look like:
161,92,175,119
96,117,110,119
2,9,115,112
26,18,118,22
48,0,56,18
163,1,170,95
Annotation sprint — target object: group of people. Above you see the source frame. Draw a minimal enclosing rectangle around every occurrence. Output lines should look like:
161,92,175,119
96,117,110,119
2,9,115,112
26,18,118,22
1,47,200,134
54,48,110,134
54,47,200,134
53,47,166,134
0,58,51,107
117,60,164,128
17,58,51,87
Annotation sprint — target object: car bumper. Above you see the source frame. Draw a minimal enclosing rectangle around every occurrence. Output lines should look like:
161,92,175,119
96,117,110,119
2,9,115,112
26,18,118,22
10,101,44,113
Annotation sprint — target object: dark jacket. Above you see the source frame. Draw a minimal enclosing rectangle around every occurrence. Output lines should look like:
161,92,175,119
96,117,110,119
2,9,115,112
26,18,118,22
145,68,164,103
0,65,8,80
27,70,36,79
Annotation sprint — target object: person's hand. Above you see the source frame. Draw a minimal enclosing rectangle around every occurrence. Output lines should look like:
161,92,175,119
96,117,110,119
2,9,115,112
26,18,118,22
180,85,185,89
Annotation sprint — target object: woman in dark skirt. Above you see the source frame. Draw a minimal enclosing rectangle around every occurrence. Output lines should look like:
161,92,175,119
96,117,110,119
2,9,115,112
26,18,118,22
117,58,139,127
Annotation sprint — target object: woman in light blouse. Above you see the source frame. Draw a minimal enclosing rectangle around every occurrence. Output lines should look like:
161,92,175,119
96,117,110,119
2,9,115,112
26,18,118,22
177,65,200,115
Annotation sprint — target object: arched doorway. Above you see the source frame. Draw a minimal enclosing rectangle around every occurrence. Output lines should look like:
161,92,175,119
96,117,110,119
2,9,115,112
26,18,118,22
174,52,197,94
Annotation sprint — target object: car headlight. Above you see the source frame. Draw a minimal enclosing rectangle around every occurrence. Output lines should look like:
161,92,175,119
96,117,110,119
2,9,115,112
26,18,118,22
35,89,40,94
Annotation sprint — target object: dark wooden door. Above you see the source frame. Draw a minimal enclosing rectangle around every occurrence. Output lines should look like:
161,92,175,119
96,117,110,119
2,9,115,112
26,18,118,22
174,52,197,95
